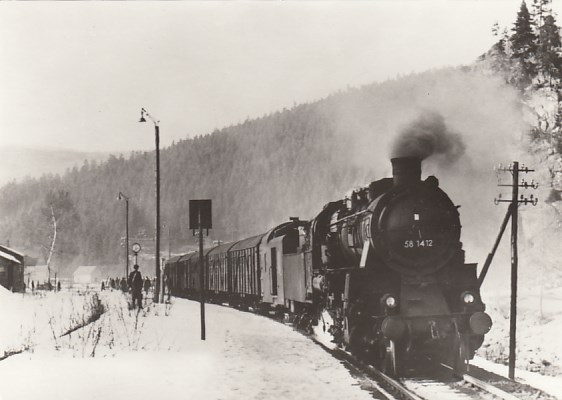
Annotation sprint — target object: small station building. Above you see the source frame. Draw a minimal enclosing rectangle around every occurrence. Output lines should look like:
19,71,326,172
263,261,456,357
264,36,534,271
0,245,25,292
73,265,101,287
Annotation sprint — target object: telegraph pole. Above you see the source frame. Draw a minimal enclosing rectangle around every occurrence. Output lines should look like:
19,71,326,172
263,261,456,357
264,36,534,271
494,162,537,380
509,162,519,382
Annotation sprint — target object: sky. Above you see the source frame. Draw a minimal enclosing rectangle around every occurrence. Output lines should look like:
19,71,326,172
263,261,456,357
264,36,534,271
0,0,559,153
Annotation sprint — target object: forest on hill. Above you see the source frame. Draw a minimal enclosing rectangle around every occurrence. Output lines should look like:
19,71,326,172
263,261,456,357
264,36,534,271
2,0,562,280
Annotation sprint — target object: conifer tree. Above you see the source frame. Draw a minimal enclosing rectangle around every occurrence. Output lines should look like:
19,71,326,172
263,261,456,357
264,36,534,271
532,0,551,30
511,0,538,87
537,14,562,85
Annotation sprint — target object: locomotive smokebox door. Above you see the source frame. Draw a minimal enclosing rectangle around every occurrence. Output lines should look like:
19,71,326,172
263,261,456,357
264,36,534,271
190,199,212,229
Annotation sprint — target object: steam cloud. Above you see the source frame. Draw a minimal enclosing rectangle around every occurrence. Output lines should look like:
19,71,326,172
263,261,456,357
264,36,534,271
391,111,466,164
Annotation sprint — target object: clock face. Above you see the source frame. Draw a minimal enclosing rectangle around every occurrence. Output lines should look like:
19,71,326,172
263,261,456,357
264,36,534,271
132,243,141,253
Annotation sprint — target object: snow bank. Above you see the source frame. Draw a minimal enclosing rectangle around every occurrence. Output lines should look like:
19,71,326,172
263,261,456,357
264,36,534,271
0,287,103,358
479,287,562,376
0,291,374,400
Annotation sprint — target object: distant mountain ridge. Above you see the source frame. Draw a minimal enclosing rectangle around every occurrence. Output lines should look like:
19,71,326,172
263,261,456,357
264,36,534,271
0,146,111,186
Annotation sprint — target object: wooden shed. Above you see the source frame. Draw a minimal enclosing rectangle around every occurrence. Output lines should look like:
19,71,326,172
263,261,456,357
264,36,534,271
0,245,25,292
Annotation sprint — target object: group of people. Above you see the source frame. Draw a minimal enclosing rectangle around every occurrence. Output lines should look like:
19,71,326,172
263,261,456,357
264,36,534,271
101,267,153,309
26,280,61,293
128,265,172,309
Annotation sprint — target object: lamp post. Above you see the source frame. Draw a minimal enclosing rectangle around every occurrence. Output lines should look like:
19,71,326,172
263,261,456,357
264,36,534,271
163,221,171,259
118,192,130,278
139,108,161,303
161,221,171,302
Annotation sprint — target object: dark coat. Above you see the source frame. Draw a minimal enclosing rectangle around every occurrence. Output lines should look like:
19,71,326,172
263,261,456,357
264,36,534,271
128,270,143,292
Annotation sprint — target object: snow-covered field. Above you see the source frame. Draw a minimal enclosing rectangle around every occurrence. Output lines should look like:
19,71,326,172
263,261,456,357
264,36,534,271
475,287,562,399
1,284,561,400
0,287,373,400
478,287,562,375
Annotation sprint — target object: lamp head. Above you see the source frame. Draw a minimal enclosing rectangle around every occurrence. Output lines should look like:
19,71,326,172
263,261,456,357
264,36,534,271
139,108,147,123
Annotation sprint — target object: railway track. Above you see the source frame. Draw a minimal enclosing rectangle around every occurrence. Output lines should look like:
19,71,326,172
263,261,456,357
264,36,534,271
308,333,538,400
256,306,526,399
196,300,554,400
309,335,422,400
438,363,521,400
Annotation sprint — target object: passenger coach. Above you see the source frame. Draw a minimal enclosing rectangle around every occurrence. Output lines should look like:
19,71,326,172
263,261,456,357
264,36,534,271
165,218,313,314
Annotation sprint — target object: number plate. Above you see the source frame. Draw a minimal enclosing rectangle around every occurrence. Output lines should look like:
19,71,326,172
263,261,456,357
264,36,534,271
403,239,433,248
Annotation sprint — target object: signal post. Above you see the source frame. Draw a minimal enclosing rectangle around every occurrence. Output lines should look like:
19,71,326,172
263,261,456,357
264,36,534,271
190,199,212,341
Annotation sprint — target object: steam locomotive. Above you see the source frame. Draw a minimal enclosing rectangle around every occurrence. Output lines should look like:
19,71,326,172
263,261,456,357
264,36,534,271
165,157,492,376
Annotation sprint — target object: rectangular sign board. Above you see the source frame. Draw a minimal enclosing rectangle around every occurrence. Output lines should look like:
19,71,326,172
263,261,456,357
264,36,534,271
190,199,212,229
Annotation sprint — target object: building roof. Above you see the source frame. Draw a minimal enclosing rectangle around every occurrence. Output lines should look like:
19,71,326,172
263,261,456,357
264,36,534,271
73,266,98,276
0,250,21,264
0,245,24,257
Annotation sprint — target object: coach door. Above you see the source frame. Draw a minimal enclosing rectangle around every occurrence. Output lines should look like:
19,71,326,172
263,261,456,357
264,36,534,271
271,247,278,296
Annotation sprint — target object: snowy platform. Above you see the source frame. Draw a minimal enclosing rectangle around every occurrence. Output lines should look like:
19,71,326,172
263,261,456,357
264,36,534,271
0,289,372,400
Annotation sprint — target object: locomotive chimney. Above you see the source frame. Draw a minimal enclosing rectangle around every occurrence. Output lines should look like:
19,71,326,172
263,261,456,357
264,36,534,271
391,157,421,186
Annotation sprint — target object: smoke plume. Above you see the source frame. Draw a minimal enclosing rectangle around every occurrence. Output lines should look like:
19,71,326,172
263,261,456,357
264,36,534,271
330,68,528,278
391,111,466,164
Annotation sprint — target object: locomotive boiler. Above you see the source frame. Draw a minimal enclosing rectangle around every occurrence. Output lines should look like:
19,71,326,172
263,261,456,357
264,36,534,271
310,157,492,375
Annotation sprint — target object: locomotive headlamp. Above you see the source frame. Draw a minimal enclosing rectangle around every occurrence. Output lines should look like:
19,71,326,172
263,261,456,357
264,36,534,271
461,291,475,304
382,294,398,308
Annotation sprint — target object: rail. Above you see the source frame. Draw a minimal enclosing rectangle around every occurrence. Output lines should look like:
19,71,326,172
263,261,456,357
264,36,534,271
440,363,522,400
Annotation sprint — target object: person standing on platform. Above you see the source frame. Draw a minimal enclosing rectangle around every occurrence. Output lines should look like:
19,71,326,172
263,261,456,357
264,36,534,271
143,276,151,296
128,264,143,309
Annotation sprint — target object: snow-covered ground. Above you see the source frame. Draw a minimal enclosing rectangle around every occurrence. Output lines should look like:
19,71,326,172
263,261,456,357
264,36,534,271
1,283,561,400
0,287,373,400
475,285,562,399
